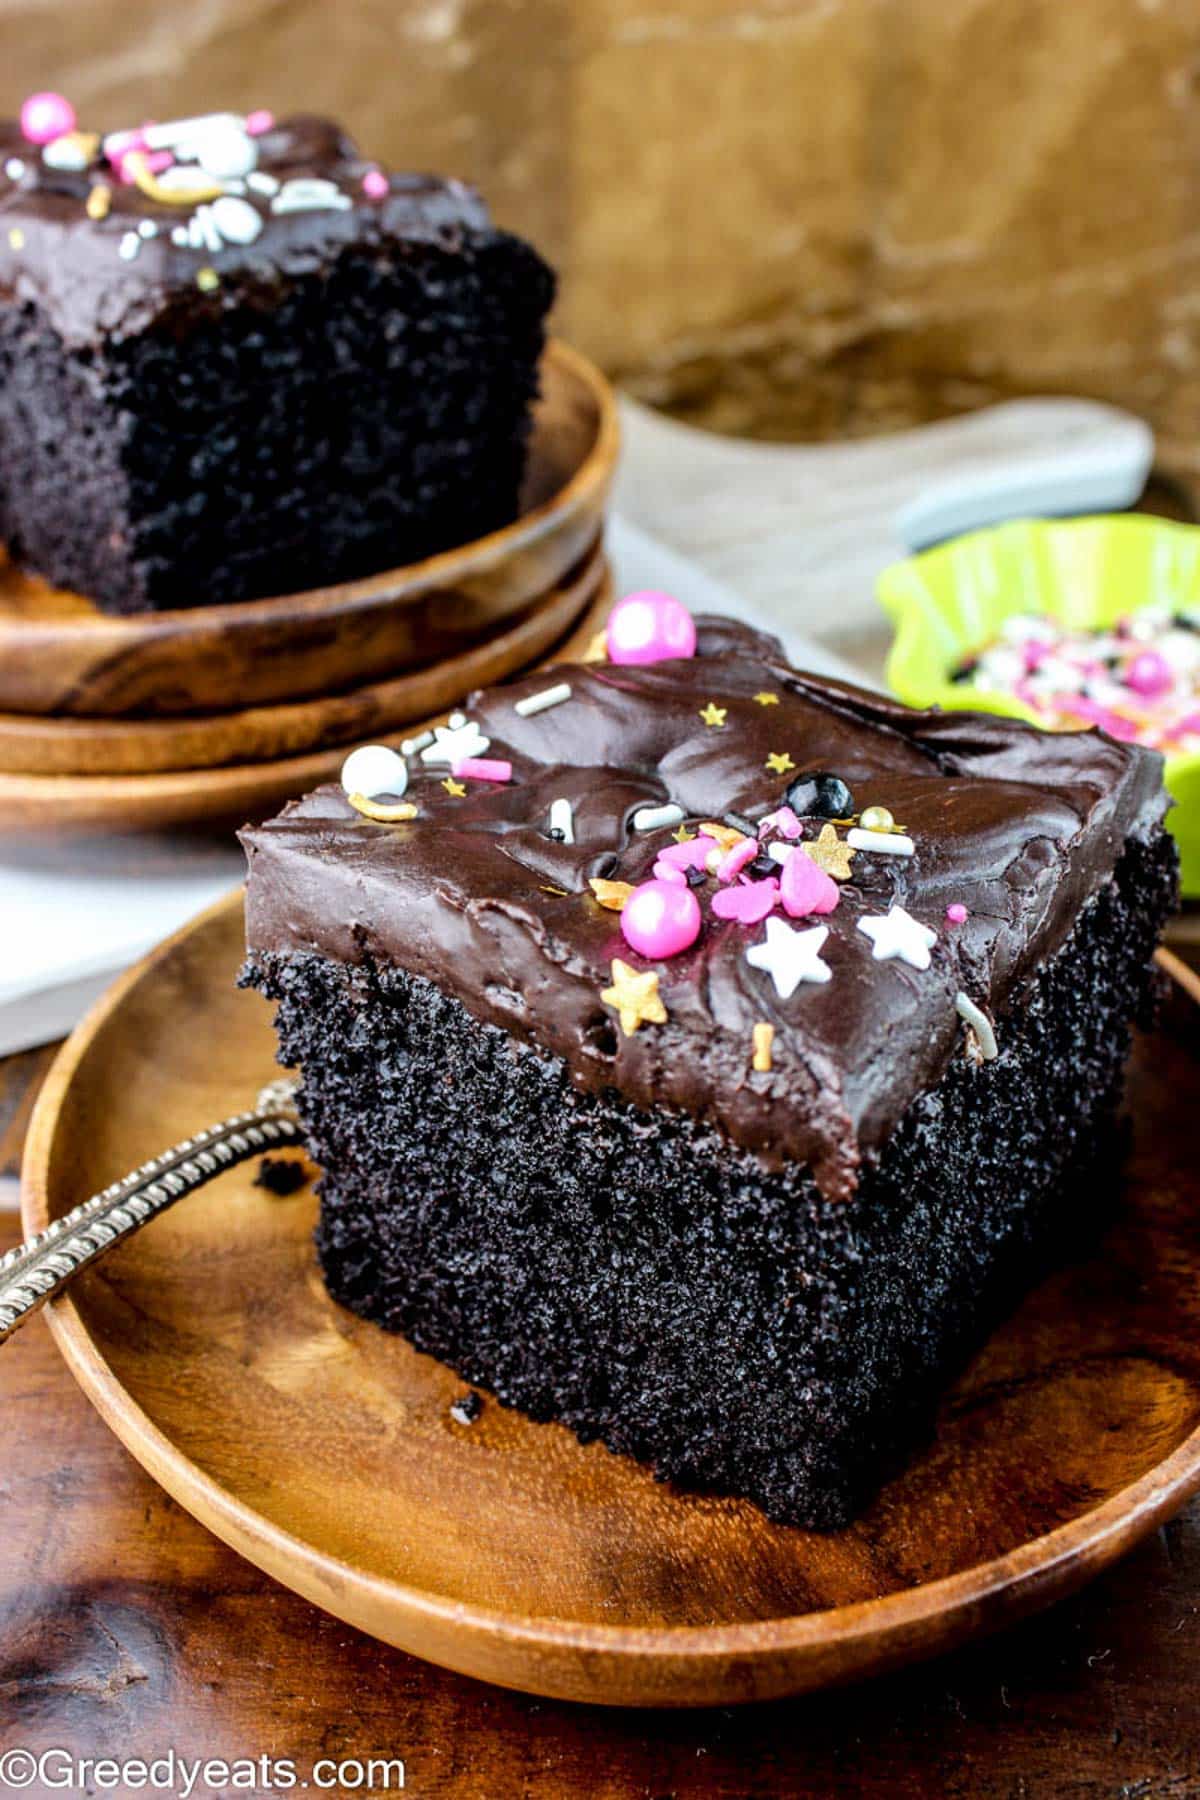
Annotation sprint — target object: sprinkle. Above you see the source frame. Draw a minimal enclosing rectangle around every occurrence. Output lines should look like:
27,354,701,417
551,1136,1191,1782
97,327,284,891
724,812,758,836
760,805,802,839
780,849,840,917
270,177,353,215
672,823,696,843
7,228,25,250
658,836,712,872
247,170,280,196
632,803,685,833
124,149,223,206
956,992,998,1061
590,878,635,911
450,756,512,783
601,959,668,1036
752,1022,775,1071
747,918,833,997
847,827,915,858
5,158,26,181
515,681,572,717
767,841,795,865
857,905,937,970
401,730,434,755
712,877,780,924
341,742,408,800
765,751,796,775
363,168,389,199
583,630,609,663
138,219,158,239
539,884,570,896
802,824,856,881
420,719,490,765
117,232,141,261
858,805,896,833
699,701,728,728
653,859,687,885
347,794,418,824
196,266,220,292
754,692,780,706
698,821,747,851
549,797,574,843
718,837,759,882
245,108,275,135
441,777,467,798
946,902,969,925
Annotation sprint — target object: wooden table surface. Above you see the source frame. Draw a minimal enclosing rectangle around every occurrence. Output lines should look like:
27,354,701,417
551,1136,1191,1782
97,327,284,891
2,1012,1199,1798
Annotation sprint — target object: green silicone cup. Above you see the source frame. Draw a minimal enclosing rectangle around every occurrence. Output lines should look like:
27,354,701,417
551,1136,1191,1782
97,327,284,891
877,514,1200,897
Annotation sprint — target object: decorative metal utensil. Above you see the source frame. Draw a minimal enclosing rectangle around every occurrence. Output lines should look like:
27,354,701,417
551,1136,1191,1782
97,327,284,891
0,1079,302,1345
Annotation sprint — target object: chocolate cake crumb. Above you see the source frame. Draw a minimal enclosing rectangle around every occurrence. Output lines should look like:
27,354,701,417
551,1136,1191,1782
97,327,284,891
253,1155,309,1197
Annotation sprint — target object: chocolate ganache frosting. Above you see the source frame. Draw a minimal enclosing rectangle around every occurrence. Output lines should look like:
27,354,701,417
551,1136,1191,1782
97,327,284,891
0,109,490,348
241,620,1168,1202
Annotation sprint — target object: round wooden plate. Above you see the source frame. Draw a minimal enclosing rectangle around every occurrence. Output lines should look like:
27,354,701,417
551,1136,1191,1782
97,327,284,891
21,915,1200,1708
0,340,618,719
0,538,604,777
0,567,611,834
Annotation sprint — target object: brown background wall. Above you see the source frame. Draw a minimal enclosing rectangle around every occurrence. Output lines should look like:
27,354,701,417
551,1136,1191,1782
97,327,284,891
3,0,1199,468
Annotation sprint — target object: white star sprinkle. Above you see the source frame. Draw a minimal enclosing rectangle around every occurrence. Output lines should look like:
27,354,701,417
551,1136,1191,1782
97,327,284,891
857,905,937,970
746,918,832,998
419,719,491,766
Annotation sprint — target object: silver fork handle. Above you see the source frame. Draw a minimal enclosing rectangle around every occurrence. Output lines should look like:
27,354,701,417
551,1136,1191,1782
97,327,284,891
0,1079,304,1346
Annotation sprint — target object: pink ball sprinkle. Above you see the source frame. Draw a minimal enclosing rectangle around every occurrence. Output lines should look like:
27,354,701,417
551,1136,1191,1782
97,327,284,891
1125,650,1173,700
363,168,389,199
946,902,968,925
450,756,512,782
21,92,76,146
606,590,697,666
620,879,702,959
245,109,275,136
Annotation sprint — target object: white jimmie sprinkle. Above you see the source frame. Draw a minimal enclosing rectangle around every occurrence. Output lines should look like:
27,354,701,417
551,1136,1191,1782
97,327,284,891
847,827,915,858
632,803,685,833
515,681,572,718
548,797,574,844
401,730,434,756
956,992,998,1061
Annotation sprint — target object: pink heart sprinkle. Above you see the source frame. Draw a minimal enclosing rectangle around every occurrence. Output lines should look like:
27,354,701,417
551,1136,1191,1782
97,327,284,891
711,877,780,924
780,847,839,917
657,833,719,871
717,837,758,882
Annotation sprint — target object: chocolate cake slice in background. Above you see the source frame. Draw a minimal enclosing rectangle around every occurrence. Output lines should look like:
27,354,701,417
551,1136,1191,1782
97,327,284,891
0,106,554,614
240,618,1178,1528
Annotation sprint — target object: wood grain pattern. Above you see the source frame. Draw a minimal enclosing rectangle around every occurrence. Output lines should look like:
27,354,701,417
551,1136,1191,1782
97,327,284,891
0,540,604,777
0,567,612,836
0,340,617,719
19,895,1200,1706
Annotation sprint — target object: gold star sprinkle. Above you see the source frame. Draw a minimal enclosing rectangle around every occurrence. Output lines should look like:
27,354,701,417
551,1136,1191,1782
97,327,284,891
699,702,728,728
765,751,795,775
754,692,780,706
86,183,112,221
8,228,24,250
698,821,747,851
752,1022,775,1073
601,960,668,1036
348,793,418,824
672,823,697,844
441,776,466,798
196,266,220,293
589,877,635,912
802,823,856,881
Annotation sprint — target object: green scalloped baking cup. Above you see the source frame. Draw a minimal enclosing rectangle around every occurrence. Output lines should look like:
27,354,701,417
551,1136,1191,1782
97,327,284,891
877,514,1200,897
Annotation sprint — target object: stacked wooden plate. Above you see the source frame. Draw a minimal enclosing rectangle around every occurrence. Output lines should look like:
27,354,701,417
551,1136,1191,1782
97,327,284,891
0,340,618,833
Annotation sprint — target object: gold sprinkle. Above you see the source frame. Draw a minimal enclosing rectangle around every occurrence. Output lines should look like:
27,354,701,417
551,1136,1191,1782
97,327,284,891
699,701,728,728
859,804,896,833
124,149,223,207
589,877,635,912
582,629,609,663
765,751,795,775
754,692,780,706
347,793,418,824
196,266,220,293
539,884,570,897
7,228,24,250
671,823,696,844
86,183,112,221
601,960,668,1037
698,821,746,851
441,776,466,798
802,822,856,882
752,1022,775,1073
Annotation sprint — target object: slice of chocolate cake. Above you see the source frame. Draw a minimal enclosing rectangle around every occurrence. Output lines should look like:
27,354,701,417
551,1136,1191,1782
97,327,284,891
0,100,554,614
240,614,1178,1528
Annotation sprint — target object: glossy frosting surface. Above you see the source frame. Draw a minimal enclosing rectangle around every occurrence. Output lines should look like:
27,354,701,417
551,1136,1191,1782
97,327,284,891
242,621,1167,1200
0,112,490,346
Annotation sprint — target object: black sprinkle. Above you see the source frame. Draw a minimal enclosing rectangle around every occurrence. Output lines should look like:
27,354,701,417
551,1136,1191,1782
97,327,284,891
684,866,708,888
450,1390,483,1426
724,812,758,836
253,1155,308,1197
748,853,778,880
547,827,566,842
